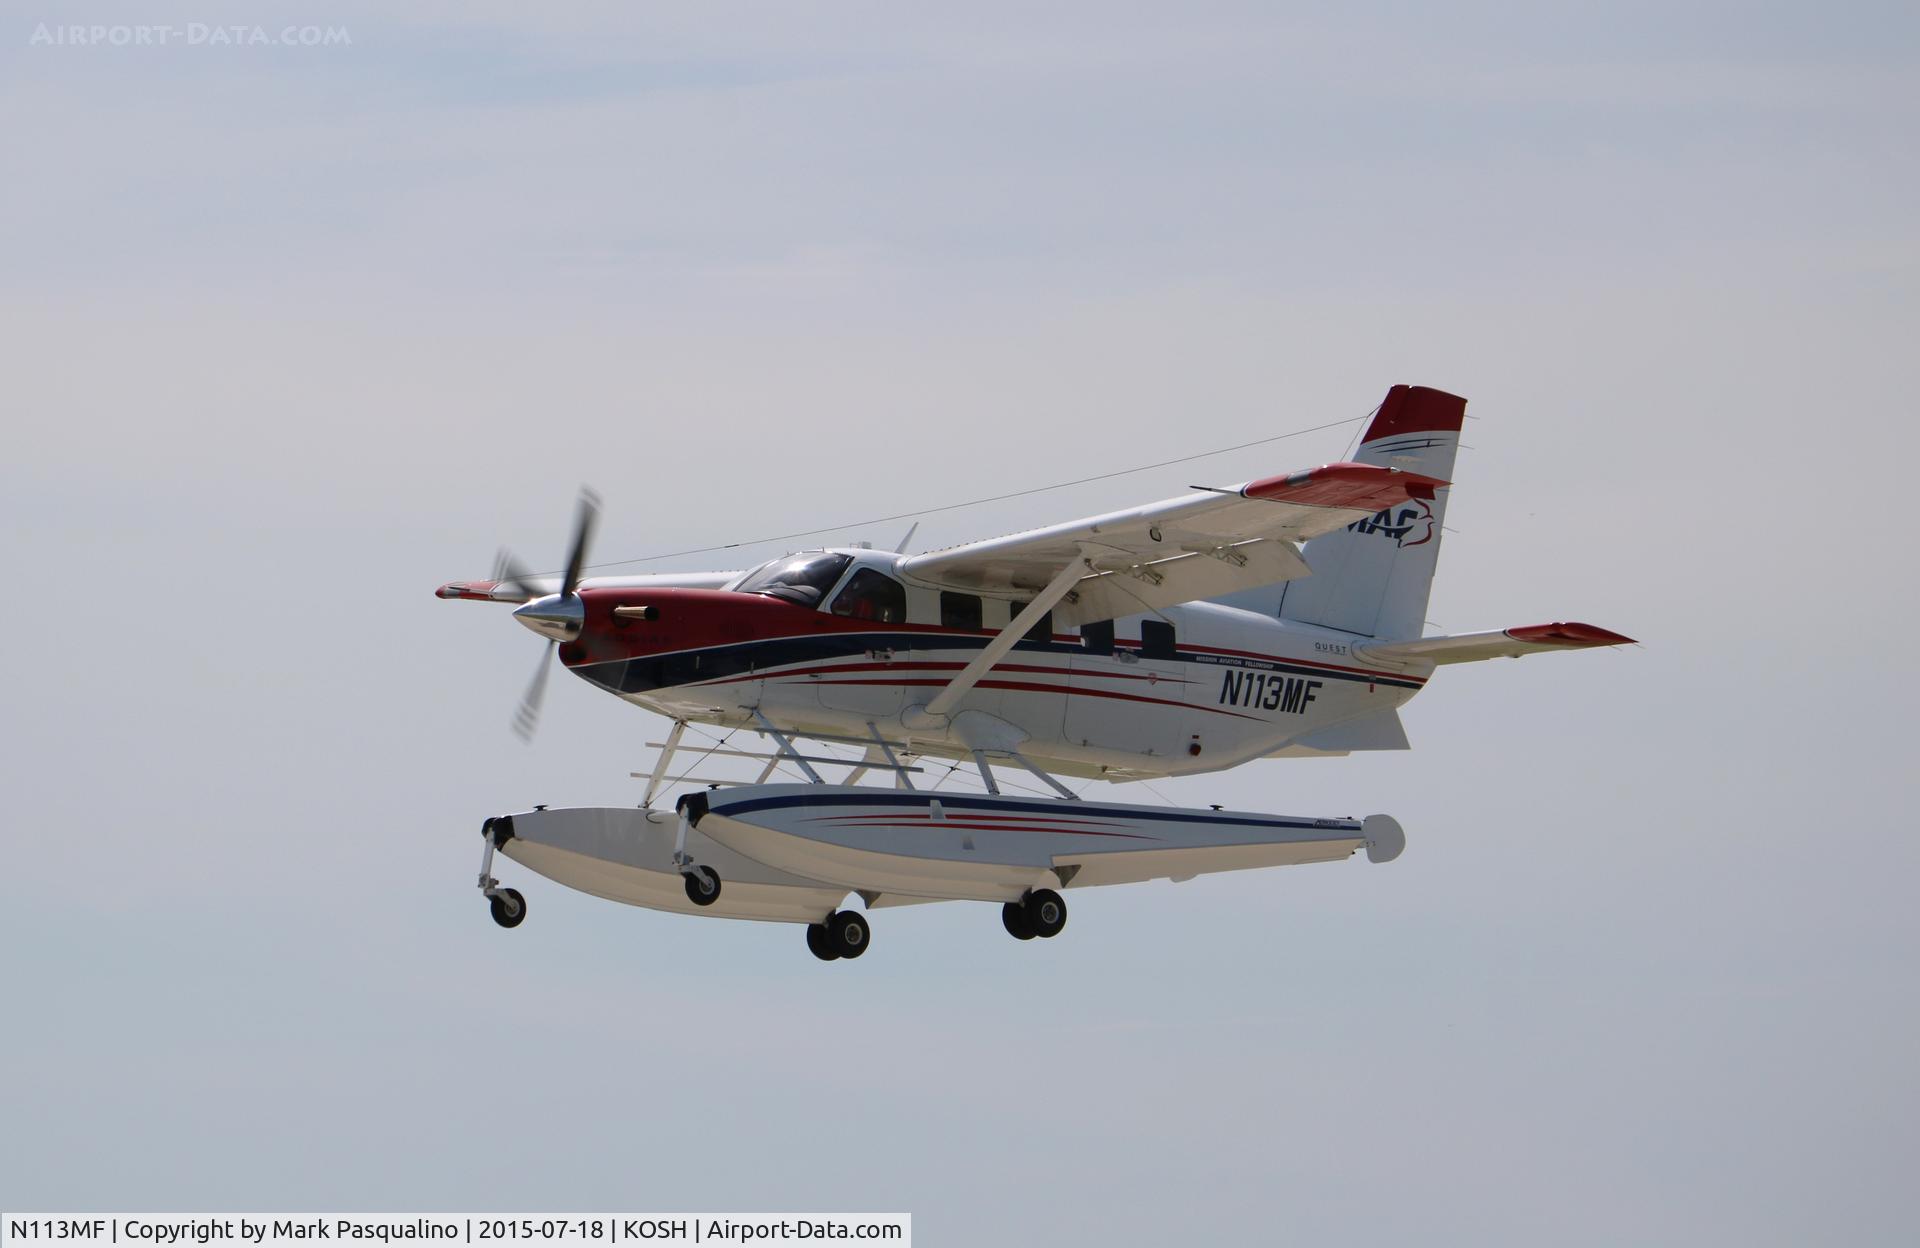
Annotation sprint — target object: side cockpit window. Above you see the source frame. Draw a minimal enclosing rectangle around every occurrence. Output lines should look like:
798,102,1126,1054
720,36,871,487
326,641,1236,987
940,591,983,631
1141,619,1177,660
831,569,907,624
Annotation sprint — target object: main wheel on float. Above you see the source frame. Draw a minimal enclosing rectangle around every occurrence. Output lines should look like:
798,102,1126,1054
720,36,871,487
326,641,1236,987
1024,888,1067,939
827,910,870,959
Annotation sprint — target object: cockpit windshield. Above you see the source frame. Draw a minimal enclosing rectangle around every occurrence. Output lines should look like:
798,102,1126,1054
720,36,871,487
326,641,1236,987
735,552,854,608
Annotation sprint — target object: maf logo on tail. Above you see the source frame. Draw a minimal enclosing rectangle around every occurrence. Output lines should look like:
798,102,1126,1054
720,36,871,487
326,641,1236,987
1350,499,1435,548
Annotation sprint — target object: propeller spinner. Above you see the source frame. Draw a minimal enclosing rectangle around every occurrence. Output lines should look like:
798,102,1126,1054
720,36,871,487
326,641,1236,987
496,488,600,741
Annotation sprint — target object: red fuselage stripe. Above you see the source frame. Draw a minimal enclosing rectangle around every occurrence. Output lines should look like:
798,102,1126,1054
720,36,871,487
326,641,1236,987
825,810,1121,821
697,658,1193,688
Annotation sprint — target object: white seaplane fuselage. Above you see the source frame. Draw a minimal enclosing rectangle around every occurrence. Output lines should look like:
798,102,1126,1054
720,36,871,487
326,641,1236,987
561,550,1430,781
446,385,1638,956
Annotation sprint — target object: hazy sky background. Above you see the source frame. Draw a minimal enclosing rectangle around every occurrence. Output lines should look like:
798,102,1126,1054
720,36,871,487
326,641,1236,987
3,3,1916,1242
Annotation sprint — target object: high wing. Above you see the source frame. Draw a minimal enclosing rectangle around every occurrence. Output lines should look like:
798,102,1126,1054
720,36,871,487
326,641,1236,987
900,462,1447,626
436,569,739,604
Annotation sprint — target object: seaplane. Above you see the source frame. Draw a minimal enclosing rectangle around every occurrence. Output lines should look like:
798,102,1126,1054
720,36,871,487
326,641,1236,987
436,385,1632,961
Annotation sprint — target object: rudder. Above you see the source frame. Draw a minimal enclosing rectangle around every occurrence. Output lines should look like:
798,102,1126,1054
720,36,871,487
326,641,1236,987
1275,385,1466,638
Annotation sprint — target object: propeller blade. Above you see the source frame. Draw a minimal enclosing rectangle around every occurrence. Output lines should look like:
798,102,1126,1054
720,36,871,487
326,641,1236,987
511,639,557,742
500,490,599,741
559,487,601,598
492,548,546,600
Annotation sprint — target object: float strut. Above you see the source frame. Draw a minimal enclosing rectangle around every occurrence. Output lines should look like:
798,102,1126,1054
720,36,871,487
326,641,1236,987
971,751,1002,795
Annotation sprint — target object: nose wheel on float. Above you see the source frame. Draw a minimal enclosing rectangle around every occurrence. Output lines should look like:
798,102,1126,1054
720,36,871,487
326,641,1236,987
680,863,721,906
669,807,725,906
477,817,528,929
489,888,527,928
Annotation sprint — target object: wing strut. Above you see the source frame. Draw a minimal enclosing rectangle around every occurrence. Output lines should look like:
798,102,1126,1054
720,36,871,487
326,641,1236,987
914,550,1094,723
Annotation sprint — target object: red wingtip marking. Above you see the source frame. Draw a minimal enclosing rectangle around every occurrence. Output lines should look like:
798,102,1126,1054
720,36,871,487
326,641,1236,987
1242,461,1450,510
1363,384,1467,442
435,580,501,601
1505,622,1636,648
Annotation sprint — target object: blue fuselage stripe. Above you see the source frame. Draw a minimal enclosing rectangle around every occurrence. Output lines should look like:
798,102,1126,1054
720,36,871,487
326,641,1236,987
572,632,1424,696
705,789,1362,832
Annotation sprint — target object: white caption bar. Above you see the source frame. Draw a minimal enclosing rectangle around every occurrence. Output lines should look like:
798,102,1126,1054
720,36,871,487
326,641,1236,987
2,1217,910,1248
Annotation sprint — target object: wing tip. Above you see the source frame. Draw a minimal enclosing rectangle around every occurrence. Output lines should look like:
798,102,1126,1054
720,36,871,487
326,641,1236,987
1504,622,1636,648
436,580,503,601
1242,462,1450,510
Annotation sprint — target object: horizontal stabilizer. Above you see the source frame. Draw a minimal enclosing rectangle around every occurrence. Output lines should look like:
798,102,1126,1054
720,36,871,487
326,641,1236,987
1356,621,1635,666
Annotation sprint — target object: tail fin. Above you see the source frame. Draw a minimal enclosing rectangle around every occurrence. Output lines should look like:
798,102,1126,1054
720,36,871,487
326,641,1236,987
1275,385,1466,638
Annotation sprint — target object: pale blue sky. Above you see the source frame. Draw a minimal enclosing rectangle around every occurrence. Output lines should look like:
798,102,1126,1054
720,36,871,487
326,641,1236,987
3,4,1916,1243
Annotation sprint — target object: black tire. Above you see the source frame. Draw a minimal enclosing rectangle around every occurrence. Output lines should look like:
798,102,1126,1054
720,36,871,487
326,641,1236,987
1001,901,1036,941
683,866,721,907
489,888,526,929
806,923,840,962
1025,888,1067,939
828,910,870,959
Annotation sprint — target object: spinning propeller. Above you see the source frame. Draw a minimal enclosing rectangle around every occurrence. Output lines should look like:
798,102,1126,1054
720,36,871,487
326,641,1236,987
495,488,600,741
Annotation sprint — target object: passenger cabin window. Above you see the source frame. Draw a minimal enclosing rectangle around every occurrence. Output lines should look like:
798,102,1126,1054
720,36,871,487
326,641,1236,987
1010,601,1053,645
1140,619,1176,660
831,569,907,624
1081,619,1114,655
736,552,853,608
940,591,983,631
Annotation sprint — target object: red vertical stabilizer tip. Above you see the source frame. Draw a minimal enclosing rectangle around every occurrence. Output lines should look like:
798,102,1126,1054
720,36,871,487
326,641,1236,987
1363,385,1467,442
